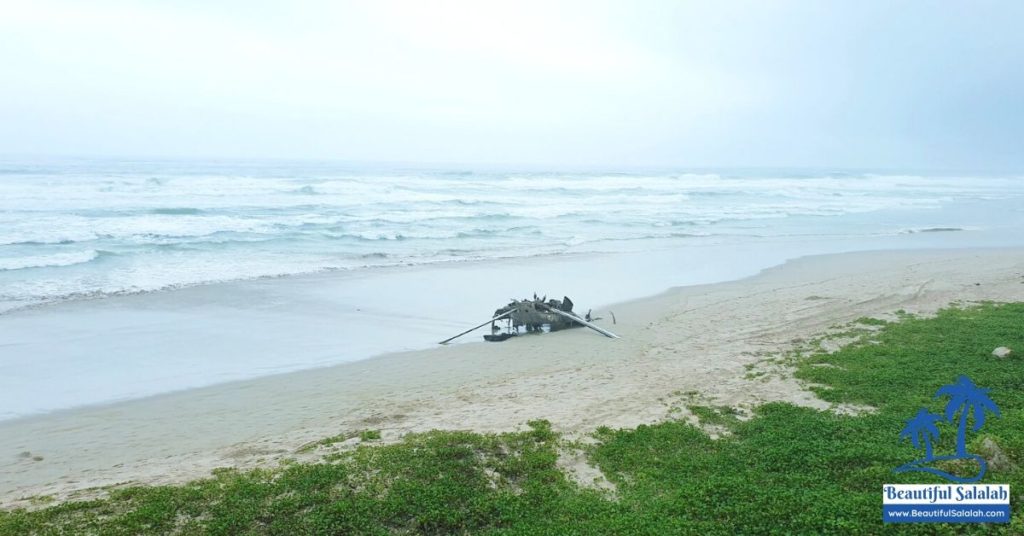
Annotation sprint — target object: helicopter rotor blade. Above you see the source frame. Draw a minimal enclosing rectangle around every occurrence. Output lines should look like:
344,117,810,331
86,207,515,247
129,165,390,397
539,305,620,339
438,310,513,345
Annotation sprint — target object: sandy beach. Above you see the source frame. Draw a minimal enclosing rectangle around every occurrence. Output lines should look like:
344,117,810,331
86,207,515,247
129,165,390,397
2,246,1023,508
6,3,1024,530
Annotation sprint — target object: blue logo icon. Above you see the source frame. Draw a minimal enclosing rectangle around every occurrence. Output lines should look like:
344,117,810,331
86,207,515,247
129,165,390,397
894,375,1001,483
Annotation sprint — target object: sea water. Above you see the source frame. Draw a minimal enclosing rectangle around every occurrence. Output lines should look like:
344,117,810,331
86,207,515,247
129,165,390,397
2,158,1023,314
1,158,1023,419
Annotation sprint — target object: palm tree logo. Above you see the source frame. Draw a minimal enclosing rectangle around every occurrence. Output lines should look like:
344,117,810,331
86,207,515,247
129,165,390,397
898,409,942,461
937,375,1000,458
893,375,1001,483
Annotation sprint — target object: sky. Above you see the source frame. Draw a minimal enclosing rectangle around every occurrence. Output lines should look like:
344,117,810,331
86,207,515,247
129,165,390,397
1,0,1022,170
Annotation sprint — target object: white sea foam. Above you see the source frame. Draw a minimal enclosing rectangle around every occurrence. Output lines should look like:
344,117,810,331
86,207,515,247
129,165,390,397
0,159,1023,312
0,250,100,271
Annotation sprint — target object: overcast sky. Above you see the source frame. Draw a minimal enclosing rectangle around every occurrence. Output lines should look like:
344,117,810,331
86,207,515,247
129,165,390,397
1,1,1022,170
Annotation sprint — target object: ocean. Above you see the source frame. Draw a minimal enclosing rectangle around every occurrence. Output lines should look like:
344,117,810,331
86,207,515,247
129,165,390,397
2,158,1022,315
2,158,1024,419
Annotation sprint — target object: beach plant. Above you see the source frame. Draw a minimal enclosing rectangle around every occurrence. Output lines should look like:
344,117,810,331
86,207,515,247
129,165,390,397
359,429,382,441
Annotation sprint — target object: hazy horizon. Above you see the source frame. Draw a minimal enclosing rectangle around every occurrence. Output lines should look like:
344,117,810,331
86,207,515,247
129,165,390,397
2,1,1023,170
3,154,1023,177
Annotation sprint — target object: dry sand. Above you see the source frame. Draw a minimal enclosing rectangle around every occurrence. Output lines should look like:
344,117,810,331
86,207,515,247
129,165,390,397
3,247,1024,507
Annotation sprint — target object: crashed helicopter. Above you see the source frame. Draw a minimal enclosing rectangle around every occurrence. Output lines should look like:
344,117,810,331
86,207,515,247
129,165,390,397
439,294,619,344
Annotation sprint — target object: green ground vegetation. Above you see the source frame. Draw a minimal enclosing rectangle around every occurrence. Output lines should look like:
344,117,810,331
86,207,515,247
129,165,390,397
2,302,1023,534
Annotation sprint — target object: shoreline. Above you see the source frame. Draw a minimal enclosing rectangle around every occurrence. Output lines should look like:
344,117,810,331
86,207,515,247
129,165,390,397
3,227,1017,422
0,226,983,318
3,246,1023,507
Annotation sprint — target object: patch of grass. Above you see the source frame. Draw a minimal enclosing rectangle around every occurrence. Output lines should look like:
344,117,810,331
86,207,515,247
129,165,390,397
359,430,381,442
689,406,743,430
296,433,352,453
743,370,766,380
26,496,52,505
854,316,889,326
297,429,382,453
4,303,1024,534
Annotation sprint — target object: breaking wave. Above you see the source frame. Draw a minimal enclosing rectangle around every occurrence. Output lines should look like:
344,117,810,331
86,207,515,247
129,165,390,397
1,159,1022,311
900,227,965,234
0,250,103,271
